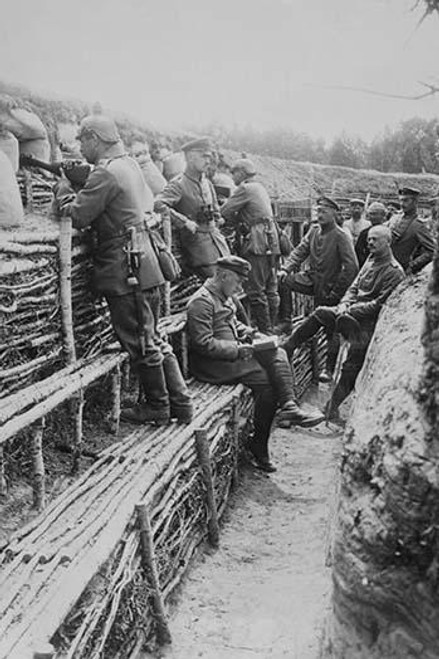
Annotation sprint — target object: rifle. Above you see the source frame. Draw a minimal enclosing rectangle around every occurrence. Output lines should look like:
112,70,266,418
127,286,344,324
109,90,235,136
19,153,91,190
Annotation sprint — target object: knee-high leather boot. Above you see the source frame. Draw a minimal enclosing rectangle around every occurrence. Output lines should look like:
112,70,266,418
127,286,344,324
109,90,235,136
280,315,322,359
162,353,193,424
121,363,170,425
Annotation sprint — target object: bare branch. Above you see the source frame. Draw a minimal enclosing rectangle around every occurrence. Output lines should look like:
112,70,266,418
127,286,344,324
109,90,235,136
315,82,439,101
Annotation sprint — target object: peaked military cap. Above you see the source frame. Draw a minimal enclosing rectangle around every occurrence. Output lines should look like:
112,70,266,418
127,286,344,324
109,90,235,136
231,158,257,176
349,197,365,206
76,115,120,143
181,137,213,153
399,186,420,197
387,201,401,210
217,255,251,279
316,196,340,212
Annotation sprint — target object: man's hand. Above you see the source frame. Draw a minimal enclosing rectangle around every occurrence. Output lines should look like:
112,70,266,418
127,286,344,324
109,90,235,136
237,344,254,361
184,219,198,234
53,176,76,214
278,269,288,283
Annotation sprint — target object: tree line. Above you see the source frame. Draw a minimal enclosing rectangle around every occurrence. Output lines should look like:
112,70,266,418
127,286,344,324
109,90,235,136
195,117,439,175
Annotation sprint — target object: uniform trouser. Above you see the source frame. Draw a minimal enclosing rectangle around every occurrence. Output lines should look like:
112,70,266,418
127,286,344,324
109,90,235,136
106,288,190,410
279,275,339,372
106,288,166,370
244,254,280,332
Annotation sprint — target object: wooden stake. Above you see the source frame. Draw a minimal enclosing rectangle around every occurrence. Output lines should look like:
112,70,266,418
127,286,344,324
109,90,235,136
72,391,84,474
110,363,121,436
58,215,76,366
162,215,172,317
194,428,220,548
180,330,189,379
231,398,240,489
0,445,7,500
135,503,172,646
24,170,34,212
31,418,46,511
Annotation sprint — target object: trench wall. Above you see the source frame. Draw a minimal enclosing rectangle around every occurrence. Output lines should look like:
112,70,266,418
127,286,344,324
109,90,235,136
324,266,439,659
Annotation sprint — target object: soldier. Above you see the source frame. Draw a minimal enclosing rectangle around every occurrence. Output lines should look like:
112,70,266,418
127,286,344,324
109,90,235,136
344,198,370,245
281,225,404,423
187,256,324,473
220,158,280,333
276,196,359,381
154,137,230,279
55,114,192,426
355,201,387,268
388,187,435,274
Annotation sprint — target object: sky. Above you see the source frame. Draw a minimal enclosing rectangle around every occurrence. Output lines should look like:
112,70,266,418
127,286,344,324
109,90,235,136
1,0,439,143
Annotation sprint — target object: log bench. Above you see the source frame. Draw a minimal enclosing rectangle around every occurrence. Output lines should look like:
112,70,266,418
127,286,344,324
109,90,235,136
0,379,252,659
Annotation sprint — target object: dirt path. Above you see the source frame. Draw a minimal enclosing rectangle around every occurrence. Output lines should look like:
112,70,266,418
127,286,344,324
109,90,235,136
144,389,342,659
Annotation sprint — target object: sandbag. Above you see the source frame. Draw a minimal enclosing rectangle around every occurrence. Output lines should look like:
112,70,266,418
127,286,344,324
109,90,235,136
0,107,47,141
140,159,166,195
0,151,25,227
19,137,51,162
0,130,19,172
163,152,185,181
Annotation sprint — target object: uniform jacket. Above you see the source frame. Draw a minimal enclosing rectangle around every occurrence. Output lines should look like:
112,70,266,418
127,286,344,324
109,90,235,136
220,180,280,256
154,171,229,268
69,144,164,296
342,253,404,322
388,212,435,273
284,223,359,303
187,280,252,384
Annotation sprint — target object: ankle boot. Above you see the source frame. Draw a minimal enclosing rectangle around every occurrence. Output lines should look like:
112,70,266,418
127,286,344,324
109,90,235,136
121,363,170,425
277,400,325,428
162,353,193,424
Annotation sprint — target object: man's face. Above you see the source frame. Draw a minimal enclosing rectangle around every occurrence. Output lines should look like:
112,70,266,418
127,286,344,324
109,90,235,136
317,203,337,228
366,208,386,226
220,270,244,297
131,141,149,165
350,203,364,220
367,228,389,258
400,194,417,215
231,168,246,185
78,132,99,164
187,149,212,174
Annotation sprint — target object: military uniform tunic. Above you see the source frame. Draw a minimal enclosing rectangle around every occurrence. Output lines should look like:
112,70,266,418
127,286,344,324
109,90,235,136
66,143,167,369
283,223,358,305
388,212,435,273
154,171,229,273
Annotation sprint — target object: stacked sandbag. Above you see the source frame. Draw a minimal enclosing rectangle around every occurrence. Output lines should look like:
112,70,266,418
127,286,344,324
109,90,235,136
0,150,24,228
0,102,50,161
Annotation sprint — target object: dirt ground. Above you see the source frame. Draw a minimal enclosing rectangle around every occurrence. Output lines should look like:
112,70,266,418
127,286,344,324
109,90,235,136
142,385,343,659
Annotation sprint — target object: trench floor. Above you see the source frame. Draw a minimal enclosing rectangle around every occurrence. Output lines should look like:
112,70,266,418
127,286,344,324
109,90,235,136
142,385,343,659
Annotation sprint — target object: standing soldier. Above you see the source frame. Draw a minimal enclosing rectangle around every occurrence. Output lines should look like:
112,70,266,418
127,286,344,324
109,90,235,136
388,187,435,274
344,198,370,245
220,158,280,333
154,137,230,279
55,115,192,426
276,196,358,381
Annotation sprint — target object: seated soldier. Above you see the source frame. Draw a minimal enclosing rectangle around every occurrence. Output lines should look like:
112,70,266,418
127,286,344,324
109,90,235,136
280,226,404,423
186,256,324,474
